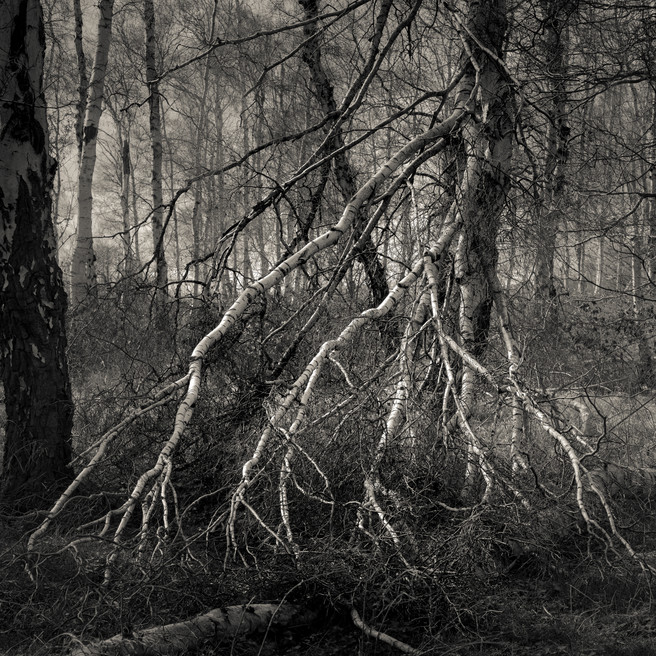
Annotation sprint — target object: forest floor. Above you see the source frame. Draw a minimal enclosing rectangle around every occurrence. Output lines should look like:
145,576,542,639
186,596,656,656
4,531,656,656
5,386,656,656
217,581,656,656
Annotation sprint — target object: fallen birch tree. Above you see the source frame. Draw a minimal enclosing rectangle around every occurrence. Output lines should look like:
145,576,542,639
68,603,317,656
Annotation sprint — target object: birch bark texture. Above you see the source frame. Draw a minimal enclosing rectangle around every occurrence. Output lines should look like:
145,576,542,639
0,0,74,506
454,0,514,359
70,0,114,307
451,0,514,497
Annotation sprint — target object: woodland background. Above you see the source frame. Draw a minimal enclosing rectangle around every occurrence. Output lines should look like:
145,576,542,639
4,0,656,654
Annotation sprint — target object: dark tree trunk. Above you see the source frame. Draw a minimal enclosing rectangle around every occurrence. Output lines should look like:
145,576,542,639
455,0,513,358
535,0,573,328
144,0,168,298
300,0,390,309
0,0,74,507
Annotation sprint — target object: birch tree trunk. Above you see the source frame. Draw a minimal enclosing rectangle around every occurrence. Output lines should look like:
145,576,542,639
189,2,219,301
214,100,229,297
648,82,656,283
630,79,654,386
160,108,180,277
454,0,513,498
535,0,571,327
577,239,586,293
456,0,513,352
120,134,134,274
595,233,605,294
105,95,135,274
69,603,315,656
130,144,141,265
144,0,168,299
73,0,88,158
70,0,114,307
240,89,252,286
236,0,252,287
0,0,74,507
254,86,268,278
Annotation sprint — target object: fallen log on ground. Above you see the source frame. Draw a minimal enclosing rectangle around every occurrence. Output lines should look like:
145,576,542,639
68,602,317,656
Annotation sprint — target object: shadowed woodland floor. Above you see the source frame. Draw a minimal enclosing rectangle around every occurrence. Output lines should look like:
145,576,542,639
4,292,656,656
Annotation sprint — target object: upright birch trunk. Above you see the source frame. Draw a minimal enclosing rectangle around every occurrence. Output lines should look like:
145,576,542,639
120,134,134,273
576,240,586,293
454,0,513,498
73,0,88,158
535,0,572,326
185,1,221,299
130,146,141,264
595,234,605,294
457,0,513,355
213,100,229,297
144,0,168,298
191,186,203,299
190,42,213,301
648,82,656,283
254,87,268,278
631,79,655,386
239,94,252,285
235,0,252,287
106,96,135,274
0,0,73,506
160,109,181,277
70,0,114,306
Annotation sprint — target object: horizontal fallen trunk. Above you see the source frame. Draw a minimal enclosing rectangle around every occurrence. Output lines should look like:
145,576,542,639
69,602,316,656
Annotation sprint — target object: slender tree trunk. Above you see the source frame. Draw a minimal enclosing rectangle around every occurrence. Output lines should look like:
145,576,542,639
254,87,268,278
595,234,604,294
144,0,168,299
535,0,572,327
0,0,73,507
300,0,389,308
130,146,141,265
631,206,642,313
648,82,656,283
106,99,135,275
187,0,219,300
43,11,63,261
614,239,623,291
73,0,88,158
214,100,229,297
160,107,180,278
191,185,203,300
577,239,586,293
240,122,252,286
240,98,252,286
120,133,134,274
630,84,654,387
235,0,252,288
70,0,114,306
